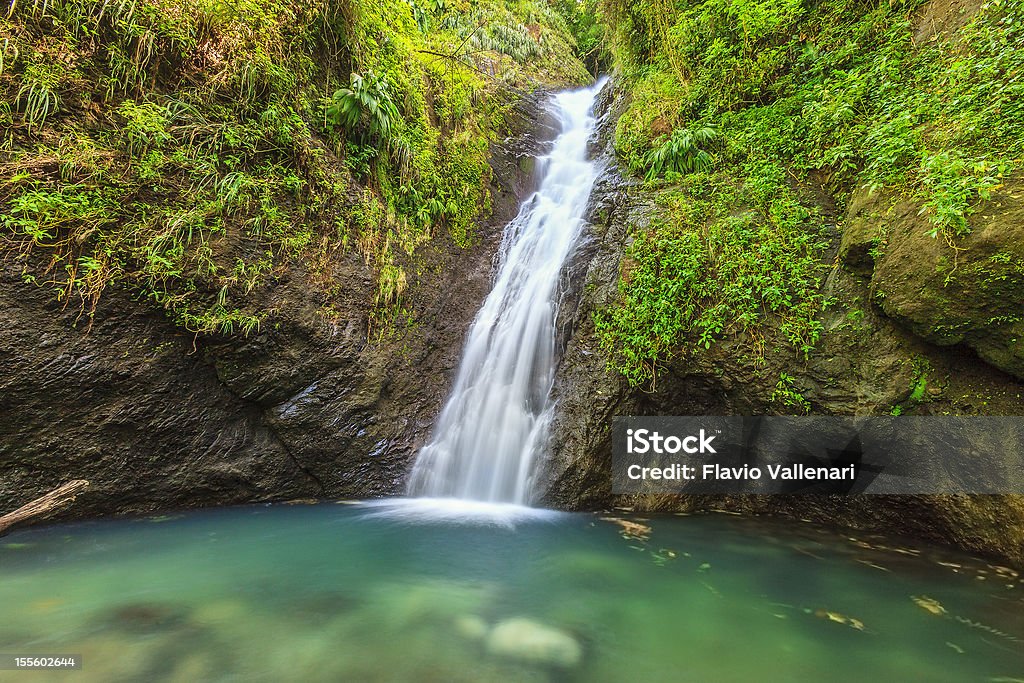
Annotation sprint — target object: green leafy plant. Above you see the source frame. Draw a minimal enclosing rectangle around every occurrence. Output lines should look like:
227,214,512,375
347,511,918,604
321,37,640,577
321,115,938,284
551,0,606,71
595,165,827,387
342,142,379,179
118,100,172,156
3,185,111,244
772,373,811,414
376,262,408,306
918,152,1007,238
326,71,401,142
16,60,62,131
645,125,718,180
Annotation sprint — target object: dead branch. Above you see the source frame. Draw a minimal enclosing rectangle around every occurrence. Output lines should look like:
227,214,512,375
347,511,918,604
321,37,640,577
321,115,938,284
0,479,90,535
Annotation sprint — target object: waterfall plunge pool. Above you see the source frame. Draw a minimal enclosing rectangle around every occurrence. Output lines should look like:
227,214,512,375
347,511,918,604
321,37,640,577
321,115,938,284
1,502,1022,682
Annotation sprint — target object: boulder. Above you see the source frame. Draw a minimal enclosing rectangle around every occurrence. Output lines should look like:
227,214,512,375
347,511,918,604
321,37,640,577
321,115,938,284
865,179,1024,379
486,618,583,668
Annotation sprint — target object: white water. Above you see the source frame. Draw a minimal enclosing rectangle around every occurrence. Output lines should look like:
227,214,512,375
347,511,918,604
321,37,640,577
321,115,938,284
407,80,606,504
359,498,562,528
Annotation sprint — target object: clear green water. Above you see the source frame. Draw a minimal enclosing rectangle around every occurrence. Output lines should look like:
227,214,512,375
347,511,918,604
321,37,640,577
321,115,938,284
1,501,1022,682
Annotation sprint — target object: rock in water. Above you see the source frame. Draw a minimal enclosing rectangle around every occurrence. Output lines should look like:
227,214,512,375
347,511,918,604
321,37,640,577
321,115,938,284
454,614,489,641
486,618,582,668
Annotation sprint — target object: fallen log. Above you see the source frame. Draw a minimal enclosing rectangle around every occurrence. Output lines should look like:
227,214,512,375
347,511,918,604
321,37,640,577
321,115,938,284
0,480,90,535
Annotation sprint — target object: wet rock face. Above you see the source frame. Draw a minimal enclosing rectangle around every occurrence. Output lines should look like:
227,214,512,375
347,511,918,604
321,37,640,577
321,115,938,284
0,272,315,517
0,94,552,520
540,87,639,509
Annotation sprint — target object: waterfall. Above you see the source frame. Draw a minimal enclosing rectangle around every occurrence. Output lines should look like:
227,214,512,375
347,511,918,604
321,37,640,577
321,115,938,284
406,79,606,505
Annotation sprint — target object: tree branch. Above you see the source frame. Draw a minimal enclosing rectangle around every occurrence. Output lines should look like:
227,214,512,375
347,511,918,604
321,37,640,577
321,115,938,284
0,480,90,535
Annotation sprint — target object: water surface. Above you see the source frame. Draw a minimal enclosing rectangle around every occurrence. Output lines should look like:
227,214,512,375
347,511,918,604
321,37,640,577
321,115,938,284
1,503,1022,682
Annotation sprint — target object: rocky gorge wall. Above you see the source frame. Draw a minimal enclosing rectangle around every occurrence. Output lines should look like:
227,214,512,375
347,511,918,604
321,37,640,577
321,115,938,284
540,82,1024,568
5,72,1023,569
4,0,1023,574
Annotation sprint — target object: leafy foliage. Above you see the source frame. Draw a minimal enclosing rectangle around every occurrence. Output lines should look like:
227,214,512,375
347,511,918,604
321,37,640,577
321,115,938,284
644,125,717,180
595,0,1024,385
606,0,1024,236
551,0,607,72
0,0,588,334
771,373,812,414
326,71,401,142
595,165,828,386
15,58,63,132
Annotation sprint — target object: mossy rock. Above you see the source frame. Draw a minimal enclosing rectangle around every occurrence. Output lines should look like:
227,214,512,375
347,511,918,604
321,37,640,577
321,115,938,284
865,181,1024,379
839,187,887,276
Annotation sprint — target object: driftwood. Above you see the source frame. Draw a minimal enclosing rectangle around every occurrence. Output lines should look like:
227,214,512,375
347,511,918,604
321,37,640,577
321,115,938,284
0,480,90,535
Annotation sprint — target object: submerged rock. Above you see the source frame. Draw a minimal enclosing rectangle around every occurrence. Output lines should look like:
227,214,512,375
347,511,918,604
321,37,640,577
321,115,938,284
486,618,583,668
192,599,247,626
454,614,489,641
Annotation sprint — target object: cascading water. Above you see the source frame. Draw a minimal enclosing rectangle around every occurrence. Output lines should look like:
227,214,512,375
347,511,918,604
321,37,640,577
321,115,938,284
407,79,606,505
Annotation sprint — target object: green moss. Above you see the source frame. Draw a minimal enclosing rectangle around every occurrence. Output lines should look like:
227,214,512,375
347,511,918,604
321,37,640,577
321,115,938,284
891,356,933,415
